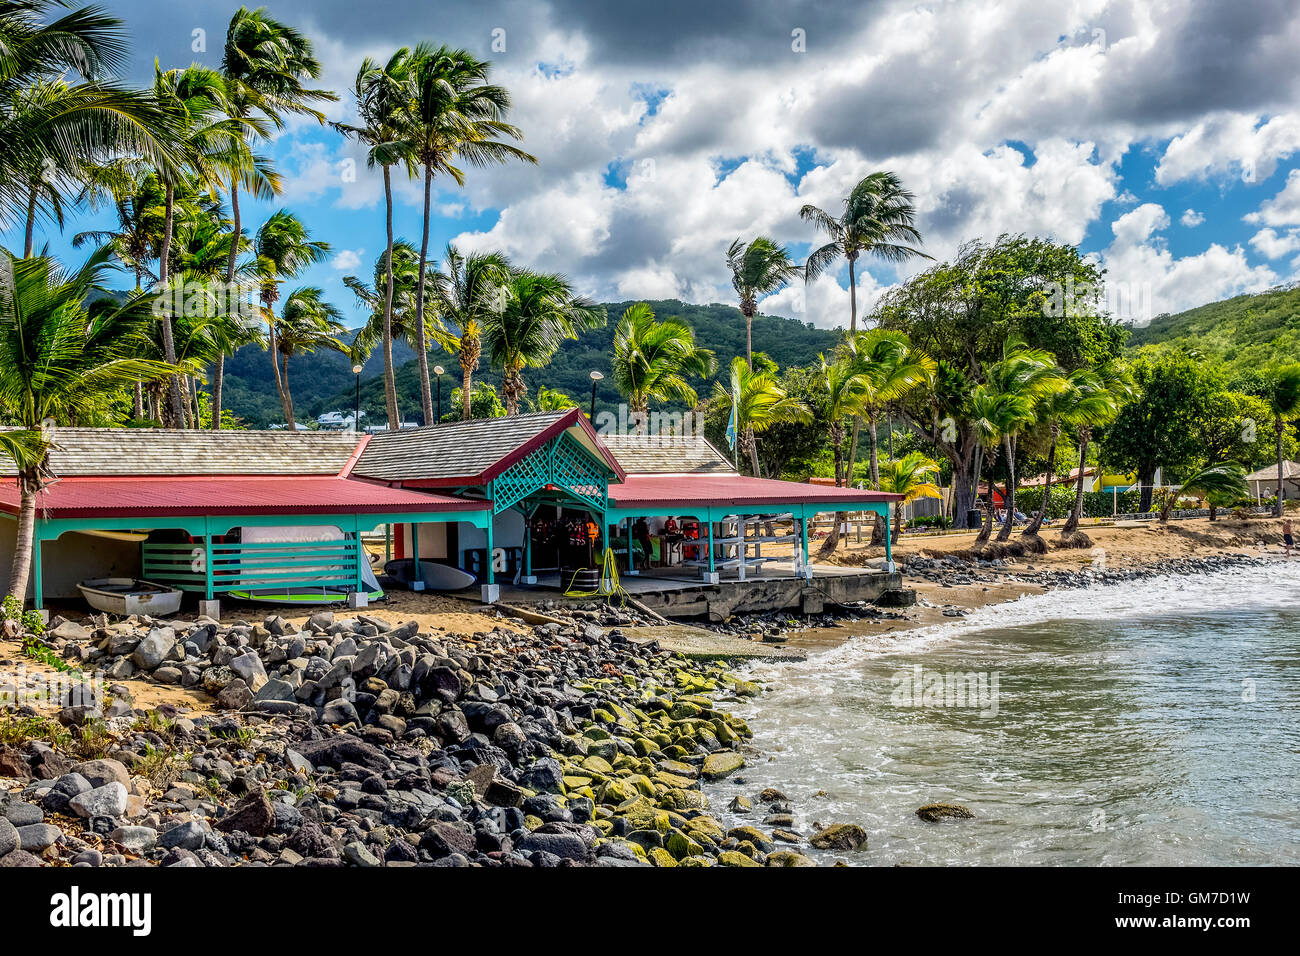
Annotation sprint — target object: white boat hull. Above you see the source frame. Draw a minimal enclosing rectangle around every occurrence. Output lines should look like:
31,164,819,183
78,578,183,616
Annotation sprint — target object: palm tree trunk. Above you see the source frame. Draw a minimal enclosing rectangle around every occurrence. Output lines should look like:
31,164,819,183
970,442,983,529
745,312,753,368
461,359,473,420
413,166,435,425
996,435,1016,541
867,416,886,544
6,471,39,608
282,353,296,431
381,166,400,430
745,427,761,477
133,382,144,420
23,184,37,258
847,253,858,333
846,418,861,487
1275,421,1285,518
1062,432,1090,534
1024,431,1057,536
821,421,844,555
974,449,998,545
158,185,187,428
210,356,225,430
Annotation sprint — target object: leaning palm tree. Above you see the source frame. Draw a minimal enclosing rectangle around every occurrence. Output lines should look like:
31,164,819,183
254,210,330,427
1257,364,1300,517
986,341,1065,541
483,270,604,415
714,356,812,476
404,44,535,424
274,287,345,430
726,236,799,366
345,241,445,407
967,383,1035,547
879,452,942,543
815,351,874,557
610,303,717,414
1158,462,1249,523
432,245,512,419
0,0,181,236
844,329,936,487
0,246,177,606
1022,369,1119,538
153,63,271,427
1061,364,1135,538
336,48,415,429
801,171,929,334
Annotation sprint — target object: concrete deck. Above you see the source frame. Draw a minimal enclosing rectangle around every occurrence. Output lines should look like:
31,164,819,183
496,560,909,621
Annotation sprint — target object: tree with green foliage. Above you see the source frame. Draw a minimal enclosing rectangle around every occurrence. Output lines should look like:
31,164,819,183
878,234,1126,527
1103,350,1220,513
0,247,177,605
336,47,412,428
712,356,811,476
432,245,512,420
274,287,345,430
610,303,717,414
483,270,603,415
1158,462,1249,522
879,452,942,542
726,236,799,366
403,44,535,425
1253,364,1300,516
254,210,330,427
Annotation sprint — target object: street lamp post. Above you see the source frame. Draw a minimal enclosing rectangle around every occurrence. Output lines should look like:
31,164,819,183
433,365,444,425
352,363,363,432
589,369,604,421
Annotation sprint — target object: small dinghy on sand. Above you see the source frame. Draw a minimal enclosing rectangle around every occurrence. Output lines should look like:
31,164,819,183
78,578,182,616
383,558,476,591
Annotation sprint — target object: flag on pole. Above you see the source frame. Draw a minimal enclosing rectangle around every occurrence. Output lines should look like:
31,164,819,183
725,386,738,451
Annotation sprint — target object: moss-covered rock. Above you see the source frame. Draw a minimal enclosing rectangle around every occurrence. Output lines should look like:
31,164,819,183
701,751,745,780
809,823,868,850
916,802,975,822
718,849,762,867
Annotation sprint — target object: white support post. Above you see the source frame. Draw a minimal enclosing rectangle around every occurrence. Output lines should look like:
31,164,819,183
198,599,221,620
347,591,369,609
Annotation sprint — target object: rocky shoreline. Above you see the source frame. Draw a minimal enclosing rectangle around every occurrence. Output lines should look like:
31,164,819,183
1,605,830,868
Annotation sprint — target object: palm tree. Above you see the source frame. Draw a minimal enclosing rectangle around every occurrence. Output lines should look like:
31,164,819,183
432,245,511,419
0,0,181,237
483,270,604,415
345,241,445,408
1022,369,1119,538
404,44,535,424
274,287,345,429
726,236,799,366
152,63,270,428
1061,365,1135,537
985,341,1065,541
533,386,577,411
0,246,177,606
610,303,716,414
336,48,415,429
845,329,936,487
254,210,330,427
879,452,942,542
714,356,811,475
1158,462,1249,522
814,352,871,556
1257,364,1300,517
72,167,166,289
219,6,331,424
801,171,928,334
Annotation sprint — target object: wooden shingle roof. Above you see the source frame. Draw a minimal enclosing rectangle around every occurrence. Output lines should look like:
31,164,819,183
0,427,363,477
600,434,736,475
352,409,624,485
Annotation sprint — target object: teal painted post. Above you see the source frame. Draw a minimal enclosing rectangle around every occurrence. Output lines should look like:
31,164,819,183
353,516,364,593
801,510,810,574
882,504,893,567
485,514,495,585
412,523,420,579
627,516,635,573
523,512,532,578
204,531,214,600
707,519,715,574
32,531,43,610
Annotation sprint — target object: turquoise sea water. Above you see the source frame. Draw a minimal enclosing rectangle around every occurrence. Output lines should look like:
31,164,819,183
711,562,1300,865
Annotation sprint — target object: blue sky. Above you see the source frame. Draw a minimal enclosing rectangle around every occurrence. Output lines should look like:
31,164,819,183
7,0,1300,329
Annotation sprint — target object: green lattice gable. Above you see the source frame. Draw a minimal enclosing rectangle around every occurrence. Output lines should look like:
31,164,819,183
490,431,609,514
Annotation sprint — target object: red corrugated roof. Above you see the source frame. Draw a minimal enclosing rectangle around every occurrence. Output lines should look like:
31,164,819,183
609,474,901,510
0,475,486,519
